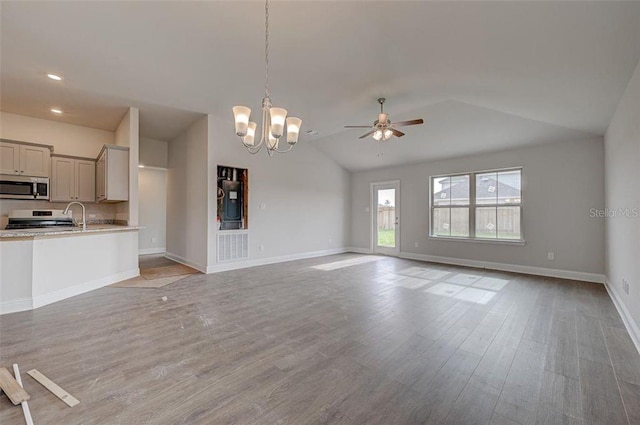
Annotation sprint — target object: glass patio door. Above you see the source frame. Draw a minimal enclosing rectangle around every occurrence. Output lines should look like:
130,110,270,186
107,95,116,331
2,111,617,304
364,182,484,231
372,181,400,255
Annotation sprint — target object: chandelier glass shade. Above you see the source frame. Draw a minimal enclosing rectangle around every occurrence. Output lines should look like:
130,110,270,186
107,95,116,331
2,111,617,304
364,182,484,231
232,0,302,155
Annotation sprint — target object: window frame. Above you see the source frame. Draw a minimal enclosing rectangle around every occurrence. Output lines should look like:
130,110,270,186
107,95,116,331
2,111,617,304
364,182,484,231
429,167,525,245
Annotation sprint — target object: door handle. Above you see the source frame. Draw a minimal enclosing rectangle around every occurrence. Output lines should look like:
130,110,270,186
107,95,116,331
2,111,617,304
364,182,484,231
395,217,399,225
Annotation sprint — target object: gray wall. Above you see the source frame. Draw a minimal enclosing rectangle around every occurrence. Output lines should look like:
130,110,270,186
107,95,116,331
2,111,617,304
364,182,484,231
139,137,168,168
138,168,167,253
351,138,605,275
166,116,209,271
207,115,351,268
605,59,640,332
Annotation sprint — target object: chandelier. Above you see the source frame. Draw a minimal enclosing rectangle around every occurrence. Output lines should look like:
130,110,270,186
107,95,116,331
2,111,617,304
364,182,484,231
232,0,302,155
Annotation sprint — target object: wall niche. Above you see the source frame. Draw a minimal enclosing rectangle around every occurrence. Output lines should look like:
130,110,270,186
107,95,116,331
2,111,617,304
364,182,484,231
217,165,248,230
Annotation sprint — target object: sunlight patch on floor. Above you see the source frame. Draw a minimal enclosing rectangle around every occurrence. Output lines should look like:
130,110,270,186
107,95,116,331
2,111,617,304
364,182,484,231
312,255,385,271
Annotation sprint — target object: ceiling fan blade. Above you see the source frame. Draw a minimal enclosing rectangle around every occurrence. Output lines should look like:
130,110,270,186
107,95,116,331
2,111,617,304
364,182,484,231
393,119,424,127
344,125,372,128
390,128,405,138
358,130,376,139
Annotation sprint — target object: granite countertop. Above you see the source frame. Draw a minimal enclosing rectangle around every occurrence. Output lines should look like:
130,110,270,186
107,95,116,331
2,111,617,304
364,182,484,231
0,224,140,239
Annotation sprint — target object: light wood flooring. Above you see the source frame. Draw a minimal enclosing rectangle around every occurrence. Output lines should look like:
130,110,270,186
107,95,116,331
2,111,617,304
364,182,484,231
1,254,639,424
111,255,199,289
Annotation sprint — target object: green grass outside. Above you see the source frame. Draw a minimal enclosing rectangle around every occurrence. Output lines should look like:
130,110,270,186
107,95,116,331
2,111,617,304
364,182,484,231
377,228,396,247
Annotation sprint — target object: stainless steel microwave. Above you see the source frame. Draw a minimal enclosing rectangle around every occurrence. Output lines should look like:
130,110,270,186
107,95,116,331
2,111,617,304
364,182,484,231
0,175,50,200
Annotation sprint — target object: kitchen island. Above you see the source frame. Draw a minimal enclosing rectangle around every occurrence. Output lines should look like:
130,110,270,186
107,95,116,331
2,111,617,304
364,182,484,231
0,225,139,314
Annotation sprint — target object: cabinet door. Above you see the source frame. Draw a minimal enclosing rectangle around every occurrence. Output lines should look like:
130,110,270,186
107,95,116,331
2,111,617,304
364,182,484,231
0,142,20,175
75,160,96,202
95,153,106,201
20,145,50,177
105,148,129,201
51,157,75,202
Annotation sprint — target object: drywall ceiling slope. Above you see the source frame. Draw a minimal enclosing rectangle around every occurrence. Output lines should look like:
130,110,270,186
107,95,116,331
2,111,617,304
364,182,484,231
313,100,600,171
1,1,639,169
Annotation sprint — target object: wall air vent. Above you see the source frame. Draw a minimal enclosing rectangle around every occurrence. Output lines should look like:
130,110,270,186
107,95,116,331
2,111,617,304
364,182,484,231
217,231,249,262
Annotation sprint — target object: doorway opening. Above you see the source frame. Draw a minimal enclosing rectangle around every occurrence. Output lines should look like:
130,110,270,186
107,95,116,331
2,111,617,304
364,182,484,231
372,181,400,256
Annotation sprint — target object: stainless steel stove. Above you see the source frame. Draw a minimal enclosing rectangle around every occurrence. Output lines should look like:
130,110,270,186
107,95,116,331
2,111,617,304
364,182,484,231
5,209,74,229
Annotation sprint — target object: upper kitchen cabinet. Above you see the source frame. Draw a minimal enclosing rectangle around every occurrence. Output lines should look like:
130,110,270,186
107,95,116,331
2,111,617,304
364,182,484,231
51,155,96,202
0,140,51,177
96,145,129,202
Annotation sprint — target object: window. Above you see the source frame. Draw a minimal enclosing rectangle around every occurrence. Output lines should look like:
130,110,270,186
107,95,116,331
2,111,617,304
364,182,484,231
430,168,522,241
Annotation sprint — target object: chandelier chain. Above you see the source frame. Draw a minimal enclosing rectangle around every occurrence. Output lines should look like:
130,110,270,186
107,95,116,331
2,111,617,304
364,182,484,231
264,0,270,99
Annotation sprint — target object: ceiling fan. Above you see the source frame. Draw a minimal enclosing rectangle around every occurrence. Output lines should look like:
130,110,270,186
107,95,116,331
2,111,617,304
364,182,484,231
345,98,424,141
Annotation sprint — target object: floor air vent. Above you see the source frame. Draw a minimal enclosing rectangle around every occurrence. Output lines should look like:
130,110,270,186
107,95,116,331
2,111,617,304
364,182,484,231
217,231,249,262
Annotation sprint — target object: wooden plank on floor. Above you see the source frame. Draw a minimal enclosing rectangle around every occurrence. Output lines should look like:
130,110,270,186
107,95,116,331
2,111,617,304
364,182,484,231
441,376,501,425
0,367,30,405
545,310,579,380
579,358,628,425
576,314,610,364
27,369,79,407
602,325,640,386
494,339,547,424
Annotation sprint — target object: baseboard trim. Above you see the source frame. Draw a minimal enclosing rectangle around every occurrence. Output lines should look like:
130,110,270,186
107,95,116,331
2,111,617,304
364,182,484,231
1,268,140,315
395,251,604,283
33,268,140,309
605,279,640,354
347,247,373,255
165,252,207,273
206,248,349,274
139,247,166,255
0,298,33,315
345,248,604,283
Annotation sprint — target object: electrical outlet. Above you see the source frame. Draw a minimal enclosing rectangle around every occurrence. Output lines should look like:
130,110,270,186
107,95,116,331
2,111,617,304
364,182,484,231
623,278,629,295
259,203,266,210
547,252,555,260
259,245,265,252
415,242,419,248
328,237,332,247
89,214,96,218
151,237,157,243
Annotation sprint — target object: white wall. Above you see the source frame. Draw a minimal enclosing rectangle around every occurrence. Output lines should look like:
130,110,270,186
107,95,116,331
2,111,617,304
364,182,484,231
166,116,209,271
605,59,640,345
138,168,167,254
351,138,605,279
207,115,351,269
139,137,168,168
114,107,140,226
0,111,114,158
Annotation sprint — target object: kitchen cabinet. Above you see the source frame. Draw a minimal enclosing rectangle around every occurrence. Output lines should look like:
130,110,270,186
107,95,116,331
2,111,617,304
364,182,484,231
0,140,51,177
51,156,96,202
96,145,129,202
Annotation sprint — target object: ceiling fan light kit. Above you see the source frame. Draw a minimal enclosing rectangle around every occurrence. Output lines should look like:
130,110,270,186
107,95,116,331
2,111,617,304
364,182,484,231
345,97,424,142
232,0,302,156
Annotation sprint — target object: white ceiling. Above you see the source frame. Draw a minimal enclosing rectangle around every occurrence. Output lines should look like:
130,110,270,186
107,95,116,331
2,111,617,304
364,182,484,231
2,1,640,169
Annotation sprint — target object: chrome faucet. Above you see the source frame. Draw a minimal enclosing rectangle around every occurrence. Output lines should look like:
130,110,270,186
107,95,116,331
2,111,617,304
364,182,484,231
63,201,87,230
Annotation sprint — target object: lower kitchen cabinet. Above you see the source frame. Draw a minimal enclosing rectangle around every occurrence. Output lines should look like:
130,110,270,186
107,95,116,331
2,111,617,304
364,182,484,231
51,156,96,202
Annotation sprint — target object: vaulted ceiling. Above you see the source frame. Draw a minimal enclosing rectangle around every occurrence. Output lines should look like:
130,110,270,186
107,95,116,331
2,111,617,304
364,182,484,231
2,1,640,170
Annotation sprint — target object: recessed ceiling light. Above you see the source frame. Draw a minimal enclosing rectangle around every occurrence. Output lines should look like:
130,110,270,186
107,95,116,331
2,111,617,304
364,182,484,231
47,73,63,81
50,108,63,114
138,164,145,168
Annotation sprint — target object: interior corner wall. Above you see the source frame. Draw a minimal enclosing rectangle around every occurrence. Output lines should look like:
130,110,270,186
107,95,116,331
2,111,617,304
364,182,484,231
139,137,169,168
351,138,605,278
166,115,209,272
114,107,139,226
604,58,640,341
206,114,351,270
138,168,167,254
